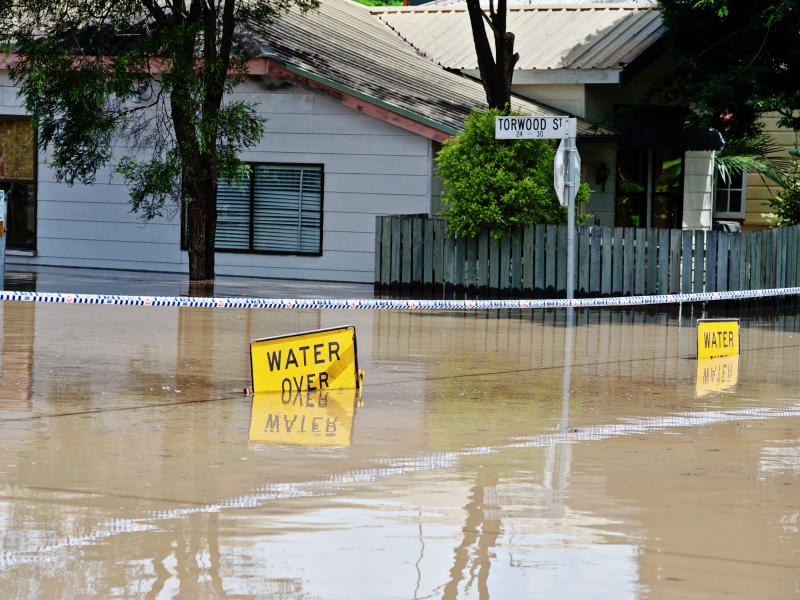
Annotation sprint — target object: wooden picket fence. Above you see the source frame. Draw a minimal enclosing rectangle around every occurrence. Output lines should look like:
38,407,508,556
373,215,800,298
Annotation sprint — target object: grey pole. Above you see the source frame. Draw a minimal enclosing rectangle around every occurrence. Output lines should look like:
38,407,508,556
0,191,6,291
565,136,576,301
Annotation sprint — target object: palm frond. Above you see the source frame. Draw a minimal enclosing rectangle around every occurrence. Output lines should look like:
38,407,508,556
715,130,794,185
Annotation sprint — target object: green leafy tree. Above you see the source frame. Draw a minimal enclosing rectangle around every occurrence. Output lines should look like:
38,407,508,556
0,0,317,282
657,0,800,137
436,109,589,238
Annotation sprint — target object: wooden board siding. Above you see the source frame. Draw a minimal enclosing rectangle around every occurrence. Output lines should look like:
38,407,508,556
375,215,800,298
3,75,435,283
744,113,798,231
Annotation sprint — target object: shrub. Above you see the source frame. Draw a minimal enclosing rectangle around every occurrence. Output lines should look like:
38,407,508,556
768,178,800,227
766,149,800,227
435,108,589,237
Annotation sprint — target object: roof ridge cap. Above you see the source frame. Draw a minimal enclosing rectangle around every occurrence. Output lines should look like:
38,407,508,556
371,2,658,15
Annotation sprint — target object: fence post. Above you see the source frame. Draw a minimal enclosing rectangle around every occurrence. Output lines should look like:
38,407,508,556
374,216,383,289
729,231,741,291
612,227,624,294
546,224,557,295
412,217,424,289
668,229,681,294
657,229,669,294
390,216,401,290
401,217,413,289
466,236,478,297
601,227,613,295
693,230,705,293
423,219,434,293
716,232,729,292
590,227,602,294
523,225,535,296
623,227,634,295
478,228,490,297
511,227,523,296
681,230,693,294
634,228,646,295
578,226,590,296
705,230,718,292
535,224,546,296
556,225,567,296
433,219,445,295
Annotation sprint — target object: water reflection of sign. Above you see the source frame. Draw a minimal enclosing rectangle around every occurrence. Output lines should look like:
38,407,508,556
249,389,361,446
695,355,739,397
250,326,360,393
697,319,740,359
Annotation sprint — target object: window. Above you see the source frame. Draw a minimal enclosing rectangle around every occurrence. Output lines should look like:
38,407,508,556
0,118,36,251
215,164,323,255
714,171,746,219
615,149,684,229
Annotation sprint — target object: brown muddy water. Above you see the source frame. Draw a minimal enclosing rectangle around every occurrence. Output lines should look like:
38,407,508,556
0,301,799,599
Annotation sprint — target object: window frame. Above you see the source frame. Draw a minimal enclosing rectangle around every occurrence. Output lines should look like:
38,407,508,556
181,162,325,257
0,115,38,253
714,170,747,220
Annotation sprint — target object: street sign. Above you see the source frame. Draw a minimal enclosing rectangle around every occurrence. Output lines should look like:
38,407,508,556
249,389,360,446
495,116,576,140
697,319,740,360
554,139,581,207
250,326,361,393
494,115,579,300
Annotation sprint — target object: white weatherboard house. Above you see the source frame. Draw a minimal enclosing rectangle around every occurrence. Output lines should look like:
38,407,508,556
0,0,599,283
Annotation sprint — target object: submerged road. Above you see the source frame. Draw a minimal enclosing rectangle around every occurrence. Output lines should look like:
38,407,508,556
0,301,799,599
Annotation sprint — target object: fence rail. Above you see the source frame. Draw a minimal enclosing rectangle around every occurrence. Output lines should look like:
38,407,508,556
374,215,800,298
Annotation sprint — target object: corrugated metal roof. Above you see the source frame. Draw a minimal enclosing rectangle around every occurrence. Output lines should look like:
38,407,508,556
422,0,653,5
372,3,664,72
240,0,601,136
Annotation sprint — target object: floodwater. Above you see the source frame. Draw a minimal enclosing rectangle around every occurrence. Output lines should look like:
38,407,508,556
0,300,799,599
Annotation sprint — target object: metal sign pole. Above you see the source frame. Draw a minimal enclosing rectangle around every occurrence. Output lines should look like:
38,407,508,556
495,115,579,300
0,190,6,291
565,136,576,301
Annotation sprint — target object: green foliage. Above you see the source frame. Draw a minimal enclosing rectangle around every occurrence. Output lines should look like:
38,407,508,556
768,180,800,227
766,153,800,227
715,129,792,186
435,109,589,238
657,0,800,137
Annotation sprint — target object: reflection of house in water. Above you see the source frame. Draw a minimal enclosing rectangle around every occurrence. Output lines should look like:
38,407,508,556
0,301,35,409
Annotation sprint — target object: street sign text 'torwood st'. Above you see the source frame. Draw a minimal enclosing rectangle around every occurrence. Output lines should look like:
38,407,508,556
495,116,576,140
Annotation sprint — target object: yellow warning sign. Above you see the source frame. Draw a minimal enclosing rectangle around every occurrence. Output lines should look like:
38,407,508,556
695,355,739,397
249,389,360,446
697,319,740,360
250,326,360,393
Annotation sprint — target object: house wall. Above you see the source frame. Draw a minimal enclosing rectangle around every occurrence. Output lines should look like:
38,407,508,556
743,113,797,231
682,151,714,229
513,84,587,118
2,73,434,283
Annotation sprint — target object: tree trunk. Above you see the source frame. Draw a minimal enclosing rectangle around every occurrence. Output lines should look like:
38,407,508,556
465,0,519,110
185,169,217,282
